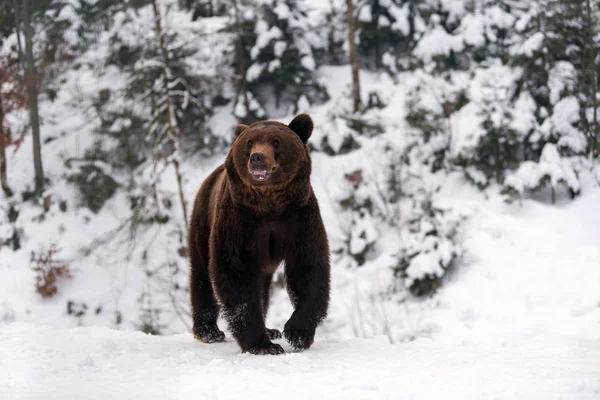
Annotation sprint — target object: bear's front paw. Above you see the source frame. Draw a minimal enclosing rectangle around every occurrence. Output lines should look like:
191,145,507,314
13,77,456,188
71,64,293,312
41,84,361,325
193,325,225,343
266,328,282,340
245,341,285,355
283,320,315,350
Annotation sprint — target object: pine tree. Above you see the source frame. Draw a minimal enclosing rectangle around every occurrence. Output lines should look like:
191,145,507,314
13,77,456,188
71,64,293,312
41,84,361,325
228,0,267,124
230,0,327,121
347,0,361,111
21,0,44,195
356,0,409,70
513,0,599,159
554,0,600,158
456,79,520,187
357,0,444,73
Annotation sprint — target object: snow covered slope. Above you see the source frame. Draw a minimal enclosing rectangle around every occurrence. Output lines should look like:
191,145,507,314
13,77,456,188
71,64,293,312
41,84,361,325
1,323,599,400
427,186,600,348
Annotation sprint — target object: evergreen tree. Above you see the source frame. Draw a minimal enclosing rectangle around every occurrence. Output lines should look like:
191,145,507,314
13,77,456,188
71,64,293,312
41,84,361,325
356,0,410,70
512,0,599,159
455,78,520,187
22,0,45,195
229,0,327,122
347,0,361,111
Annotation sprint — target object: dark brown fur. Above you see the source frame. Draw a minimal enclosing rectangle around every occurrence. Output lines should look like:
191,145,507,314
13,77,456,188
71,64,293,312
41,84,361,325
188,114,330,355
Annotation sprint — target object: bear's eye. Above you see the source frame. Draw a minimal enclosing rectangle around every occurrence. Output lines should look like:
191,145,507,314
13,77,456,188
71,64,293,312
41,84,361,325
273,139,280,149
247,140,253,148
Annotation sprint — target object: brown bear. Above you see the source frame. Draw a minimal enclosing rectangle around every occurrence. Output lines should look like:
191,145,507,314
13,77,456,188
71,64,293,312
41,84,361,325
188,114,330,355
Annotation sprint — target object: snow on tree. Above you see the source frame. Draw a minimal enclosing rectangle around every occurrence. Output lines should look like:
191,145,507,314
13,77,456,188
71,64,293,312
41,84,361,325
0,57,28,196
337,140,465,296
394,191,463,297
502,143,581,204
229,0,327,122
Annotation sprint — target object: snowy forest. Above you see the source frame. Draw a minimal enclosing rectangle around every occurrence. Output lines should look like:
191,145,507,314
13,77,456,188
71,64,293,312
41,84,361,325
1,0,600,397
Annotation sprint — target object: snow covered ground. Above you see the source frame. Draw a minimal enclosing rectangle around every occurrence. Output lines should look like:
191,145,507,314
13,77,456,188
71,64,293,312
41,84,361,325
2,323,599,400
427,186,600,349
2,188,600,398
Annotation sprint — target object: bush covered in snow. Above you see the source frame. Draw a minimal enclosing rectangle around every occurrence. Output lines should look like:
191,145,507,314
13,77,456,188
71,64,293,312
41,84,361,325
336,139,464,297
393,193,463,296
502,144,581,204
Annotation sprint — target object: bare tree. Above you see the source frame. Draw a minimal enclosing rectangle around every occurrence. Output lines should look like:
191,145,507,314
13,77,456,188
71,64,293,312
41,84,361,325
583,0,599,158
11,0,26,71
150,0,189,234
346,0,361,112
0,59,28,196
21,0,45,195
0,96,9,195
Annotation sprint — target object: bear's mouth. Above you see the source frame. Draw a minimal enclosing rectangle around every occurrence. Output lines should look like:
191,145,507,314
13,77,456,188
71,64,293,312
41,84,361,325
249,169,271,181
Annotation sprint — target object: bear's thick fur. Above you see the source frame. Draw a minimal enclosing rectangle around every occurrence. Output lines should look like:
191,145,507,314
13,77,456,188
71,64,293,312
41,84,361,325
188,114,330,355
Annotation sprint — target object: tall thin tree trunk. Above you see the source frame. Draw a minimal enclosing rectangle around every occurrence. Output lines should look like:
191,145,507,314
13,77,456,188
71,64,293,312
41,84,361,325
584,0,598,158
22,0,44,195
0,143,7,195
346,0,361,113
0,97,9,195
151,0,189,234
12,0,26,74
172,158,187,228
232,0,251,117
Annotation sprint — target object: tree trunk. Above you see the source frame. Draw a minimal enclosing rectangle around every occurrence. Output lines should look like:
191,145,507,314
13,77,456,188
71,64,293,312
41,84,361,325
232,0,251,119
12,0,26,74
346,0,361,113
22,0,44,195
0,143,7,195
584,0,599,158
0,96,9,195
151,0,189,234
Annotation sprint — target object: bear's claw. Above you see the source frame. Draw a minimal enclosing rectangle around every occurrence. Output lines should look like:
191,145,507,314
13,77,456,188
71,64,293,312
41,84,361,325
284,326,314,350
246,341,285,355
193,325,226,343
266,328,282,340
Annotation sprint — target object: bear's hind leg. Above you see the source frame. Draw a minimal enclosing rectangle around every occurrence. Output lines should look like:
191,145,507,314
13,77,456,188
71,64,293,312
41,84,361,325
190,235,224,343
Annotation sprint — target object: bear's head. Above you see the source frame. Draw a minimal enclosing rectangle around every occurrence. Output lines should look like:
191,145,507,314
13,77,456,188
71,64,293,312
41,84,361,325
228,114,313,189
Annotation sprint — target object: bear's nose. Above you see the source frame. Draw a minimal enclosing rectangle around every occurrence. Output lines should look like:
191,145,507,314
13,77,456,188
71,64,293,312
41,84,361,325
250,152,266,163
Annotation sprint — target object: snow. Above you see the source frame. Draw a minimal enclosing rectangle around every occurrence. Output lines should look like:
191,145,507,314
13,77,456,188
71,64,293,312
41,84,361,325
251,22,283,60
273,2,291,20
511,31,544,57
413,25,464,62
377,15,390,27
425,189,600,348
458,13,487,47
246,63,264,82
1,323,599,399
389,4,410,36
274,40,287,58
301,55,316,71
504,143,581,197
358,5,372,23
541,96,588,153
548,62,577,105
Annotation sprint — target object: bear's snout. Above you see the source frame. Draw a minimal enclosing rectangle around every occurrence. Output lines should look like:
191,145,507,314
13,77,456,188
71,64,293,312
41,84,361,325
248,151,273,181
250,152,266,164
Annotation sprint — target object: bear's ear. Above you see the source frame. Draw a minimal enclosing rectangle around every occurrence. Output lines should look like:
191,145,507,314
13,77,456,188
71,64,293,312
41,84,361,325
288,114,313,143
234,124,249,138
